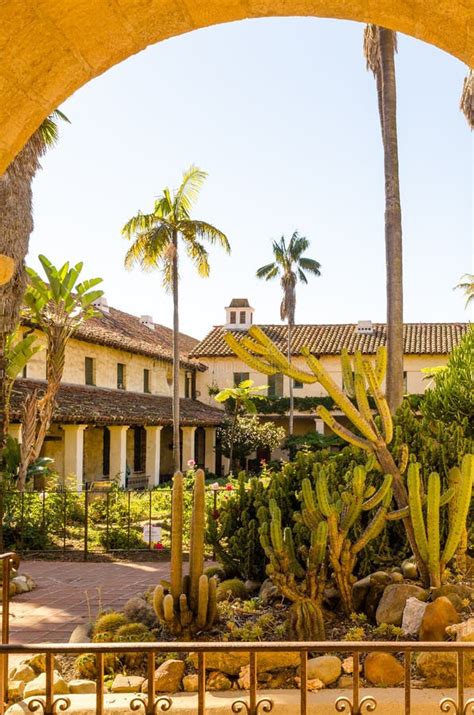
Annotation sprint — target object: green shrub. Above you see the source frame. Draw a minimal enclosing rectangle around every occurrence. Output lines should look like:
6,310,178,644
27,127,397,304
216,578,248,602
93,612,128,637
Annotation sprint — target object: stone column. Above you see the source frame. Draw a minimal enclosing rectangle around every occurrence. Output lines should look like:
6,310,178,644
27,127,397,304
8,423,22,443
314,418,325,435
181,426,197,469
204,427,217,474
109,425,129,487
61,424,87,490
145,425,163,486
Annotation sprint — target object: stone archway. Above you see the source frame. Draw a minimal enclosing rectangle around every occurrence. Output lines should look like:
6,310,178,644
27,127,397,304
0,0,472,172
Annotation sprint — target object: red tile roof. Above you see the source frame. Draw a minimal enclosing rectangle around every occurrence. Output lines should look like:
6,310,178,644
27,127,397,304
10,380,224,427
189,323,470,358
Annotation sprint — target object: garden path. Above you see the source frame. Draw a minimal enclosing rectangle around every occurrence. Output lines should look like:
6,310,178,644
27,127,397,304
8,560,178,644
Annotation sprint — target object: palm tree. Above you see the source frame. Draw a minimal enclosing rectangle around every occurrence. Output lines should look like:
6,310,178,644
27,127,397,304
0,110,69,454
122,166,230,472
364,25,404,414
455,273,474,307
460,69,473,129
256,231,321,435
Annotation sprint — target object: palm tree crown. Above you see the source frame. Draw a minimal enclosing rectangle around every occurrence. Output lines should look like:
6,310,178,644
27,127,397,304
122,165,230,285
455,274,474,307
256,231,321,324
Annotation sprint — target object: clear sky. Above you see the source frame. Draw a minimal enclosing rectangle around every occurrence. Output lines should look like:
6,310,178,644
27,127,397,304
29,17,473,340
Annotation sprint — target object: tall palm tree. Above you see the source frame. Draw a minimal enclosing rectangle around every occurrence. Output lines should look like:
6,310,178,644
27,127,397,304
122,166,230,472
256,231,321,435
0,110,69,454
460,69,473,129
455,273,474,307
364,25,404,414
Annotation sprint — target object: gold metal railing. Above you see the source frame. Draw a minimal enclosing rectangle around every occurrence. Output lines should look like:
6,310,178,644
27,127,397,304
0,639,472,714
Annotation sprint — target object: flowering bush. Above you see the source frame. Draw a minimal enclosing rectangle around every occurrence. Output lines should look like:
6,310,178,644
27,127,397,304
217,416,285,466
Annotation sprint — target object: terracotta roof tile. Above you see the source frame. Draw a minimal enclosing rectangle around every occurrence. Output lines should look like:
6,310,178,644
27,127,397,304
189,323,469,358
10,380,224,427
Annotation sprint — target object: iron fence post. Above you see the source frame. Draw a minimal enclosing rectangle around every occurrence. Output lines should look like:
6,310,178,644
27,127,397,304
84,489,89,562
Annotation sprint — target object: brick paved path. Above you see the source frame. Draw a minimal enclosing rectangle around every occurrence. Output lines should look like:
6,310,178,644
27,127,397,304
8,560,174,644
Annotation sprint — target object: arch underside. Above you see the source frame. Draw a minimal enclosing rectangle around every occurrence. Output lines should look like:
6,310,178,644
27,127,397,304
0,0,472,171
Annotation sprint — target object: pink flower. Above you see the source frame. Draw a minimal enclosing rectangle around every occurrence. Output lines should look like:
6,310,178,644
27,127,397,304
210,482,220,491
187,459,196,468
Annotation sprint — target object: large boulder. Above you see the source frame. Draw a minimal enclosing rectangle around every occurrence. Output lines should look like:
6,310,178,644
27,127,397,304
142,660,184,693
259,579,280,605
189,650,299,676
419,596,459,641
303,656,341,685
111,675,145,693
352,571,391,618
416,651,473,687
364,653,404,686
206,671,232,691
24,672,69,698
401,597,428,636
446,616,474,642
376,584,428,626
431,584,474,612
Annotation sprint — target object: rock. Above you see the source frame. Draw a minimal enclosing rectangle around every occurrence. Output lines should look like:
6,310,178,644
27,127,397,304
353,571,393,621
8,664,35,683
301,656,341,685
364,653,404,686
182,674,199,692
416,651,472,687
390,572,404,584
111,675,145,693
341,656,361,674
69,679,96,694
69,623,92,643
259,670,291,689
8,680,25,700
244,579,261,594
259,579,280,604
206,671,232,691
26,654,47,673
11,576,29,594
294,676,325,691
337,675,353,688
24,672,69,698
419,596,459,641
446,617,474,642
401,560,418,580
376,584,428,626
432,584,474,612
148,659,185,693
237,665,250,690
401,597,428,636
190,651,299,676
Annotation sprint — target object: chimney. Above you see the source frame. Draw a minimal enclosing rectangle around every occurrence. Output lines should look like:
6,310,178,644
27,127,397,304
93,296,109,314
356,320,374,335
140,314,155,330
225,298,254,330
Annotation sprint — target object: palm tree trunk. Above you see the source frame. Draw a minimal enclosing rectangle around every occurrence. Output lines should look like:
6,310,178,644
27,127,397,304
172,229,181,473
379,28,404,414
288,321,294,435
0,133,42,457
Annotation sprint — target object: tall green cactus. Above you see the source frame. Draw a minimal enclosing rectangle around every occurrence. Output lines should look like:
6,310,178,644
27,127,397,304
153,470,218,638
224,326,429,586
260,498,327,640
399,456,473,587
302,461,394,614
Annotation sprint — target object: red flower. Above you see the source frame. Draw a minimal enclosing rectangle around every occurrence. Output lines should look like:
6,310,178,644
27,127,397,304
154,542,164,550
225,484,234,491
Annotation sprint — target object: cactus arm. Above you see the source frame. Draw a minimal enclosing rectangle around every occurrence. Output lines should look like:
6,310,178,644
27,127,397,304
353,490,392,553
398,444,409,475
247,326,318,383
375,346,387,386
309,521,328,567
426,472,441,586
284,527,306,578
189,469,206,613
243,335,317,383
441,454,474,566
153,585,165,620
302,349,378,442
316,406,372,450
315,471,333,518
170,471,184,601
163,594,175,624
206,577,218,628
353,352,379,434
407,463,429,563
362,359,393,444
362,474,393,511
196,574,209,629
224,332,278,375
439,487,455,506
341,348,355,397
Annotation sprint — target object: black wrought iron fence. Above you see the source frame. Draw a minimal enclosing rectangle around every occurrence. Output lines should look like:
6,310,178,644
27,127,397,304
0,487,225,560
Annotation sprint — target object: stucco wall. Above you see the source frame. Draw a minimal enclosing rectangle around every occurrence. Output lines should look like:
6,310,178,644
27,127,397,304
195,353,447,406
24,331,187,397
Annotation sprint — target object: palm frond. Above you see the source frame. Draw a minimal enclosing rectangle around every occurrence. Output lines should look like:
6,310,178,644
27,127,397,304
38,109,70,149
363,24,380,75
174,165,208,219
272,239,286,266
460,69,474,129
121,210,158,240
256,262,279,280
124,225,171,271
297,267,308,284
185,239,210,278
298,257,322,276
180,220,230,252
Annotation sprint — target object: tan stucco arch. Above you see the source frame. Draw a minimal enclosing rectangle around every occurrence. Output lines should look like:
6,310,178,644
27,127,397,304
0,0,472,173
